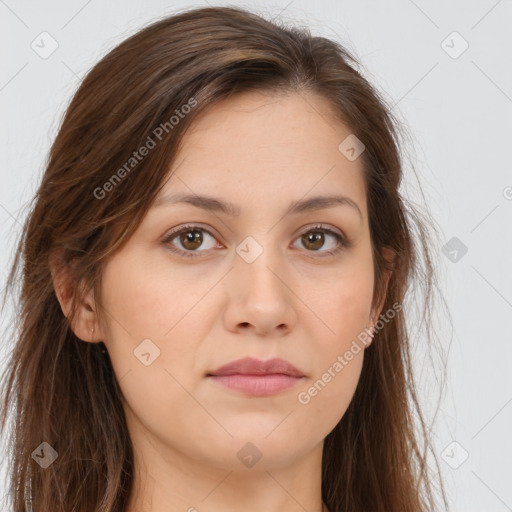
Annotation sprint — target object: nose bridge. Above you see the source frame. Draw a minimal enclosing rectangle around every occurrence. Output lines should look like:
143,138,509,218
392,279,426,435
234,233,286,299
225,232,295,334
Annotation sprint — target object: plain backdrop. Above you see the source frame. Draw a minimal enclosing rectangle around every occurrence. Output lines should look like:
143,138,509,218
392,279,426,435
0,1,511,511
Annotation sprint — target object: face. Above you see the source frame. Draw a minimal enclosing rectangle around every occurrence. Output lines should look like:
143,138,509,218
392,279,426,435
96,90,377,472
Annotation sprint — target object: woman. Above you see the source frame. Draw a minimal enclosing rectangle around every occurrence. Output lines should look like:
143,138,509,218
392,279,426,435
0,5,449,511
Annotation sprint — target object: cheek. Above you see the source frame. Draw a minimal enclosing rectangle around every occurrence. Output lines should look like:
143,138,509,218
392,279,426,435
300,263,374,352
294,286,369,433
98,250,213,404
100,252,175,332
293,263,373,415
297,349,363,431
99,249,206,352
97,254,209,451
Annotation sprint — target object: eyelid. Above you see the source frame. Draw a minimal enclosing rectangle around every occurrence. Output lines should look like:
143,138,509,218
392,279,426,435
293,223,352,254
161,223,223,253
161,222,351,258
292,222,345,241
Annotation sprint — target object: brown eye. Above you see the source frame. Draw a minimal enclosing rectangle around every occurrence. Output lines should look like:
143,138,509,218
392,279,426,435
301,230,326,251
163,224,220,258
292,225,349,257
179,229,203,250
163,223,349,260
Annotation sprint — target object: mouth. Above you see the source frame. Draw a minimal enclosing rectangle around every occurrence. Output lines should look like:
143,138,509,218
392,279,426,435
206,357,306,397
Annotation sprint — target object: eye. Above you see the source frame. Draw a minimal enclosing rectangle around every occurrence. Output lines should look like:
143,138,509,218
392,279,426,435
291,224,350,257
162,223,351,259
162,224,221,258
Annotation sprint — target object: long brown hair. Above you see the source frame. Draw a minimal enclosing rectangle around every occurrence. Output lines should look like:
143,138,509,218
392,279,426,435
0,5,450,511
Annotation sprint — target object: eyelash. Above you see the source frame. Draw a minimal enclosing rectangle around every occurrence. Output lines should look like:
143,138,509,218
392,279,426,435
162,223,352,259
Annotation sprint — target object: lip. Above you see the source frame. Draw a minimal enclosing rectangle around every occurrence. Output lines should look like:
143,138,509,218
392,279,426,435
207,357,305,397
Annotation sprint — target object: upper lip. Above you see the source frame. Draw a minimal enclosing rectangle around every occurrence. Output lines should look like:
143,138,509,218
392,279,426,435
207,357,305,377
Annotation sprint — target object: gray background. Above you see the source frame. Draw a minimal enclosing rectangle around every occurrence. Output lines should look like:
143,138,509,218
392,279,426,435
1,1,511,510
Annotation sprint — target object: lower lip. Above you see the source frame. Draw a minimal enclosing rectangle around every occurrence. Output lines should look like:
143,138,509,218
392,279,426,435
208,374,304,396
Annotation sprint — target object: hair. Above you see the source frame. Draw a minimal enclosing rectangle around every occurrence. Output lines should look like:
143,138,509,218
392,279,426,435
0,5,450,512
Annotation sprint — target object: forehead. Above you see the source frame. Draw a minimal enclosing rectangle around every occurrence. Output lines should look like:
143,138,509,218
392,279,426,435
158,90,367,218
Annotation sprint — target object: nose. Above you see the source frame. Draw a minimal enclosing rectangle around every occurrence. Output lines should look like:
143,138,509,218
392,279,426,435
222,244,297,337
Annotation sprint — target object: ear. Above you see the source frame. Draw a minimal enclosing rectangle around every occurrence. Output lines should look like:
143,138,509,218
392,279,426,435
368,246,396,344
50,253,103,343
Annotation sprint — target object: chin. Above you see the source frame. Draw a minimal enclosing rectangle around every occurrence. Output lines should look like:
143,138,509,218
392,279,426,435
191,431,316,471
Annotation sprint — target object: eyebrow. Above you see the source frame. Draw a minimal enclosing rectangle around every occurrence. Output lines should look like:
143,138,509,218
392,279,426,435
152,193,363,220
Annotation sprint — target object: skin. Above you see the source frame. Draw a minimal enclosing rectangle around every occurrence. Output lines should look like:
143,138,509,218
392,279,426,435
54,90,392,512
